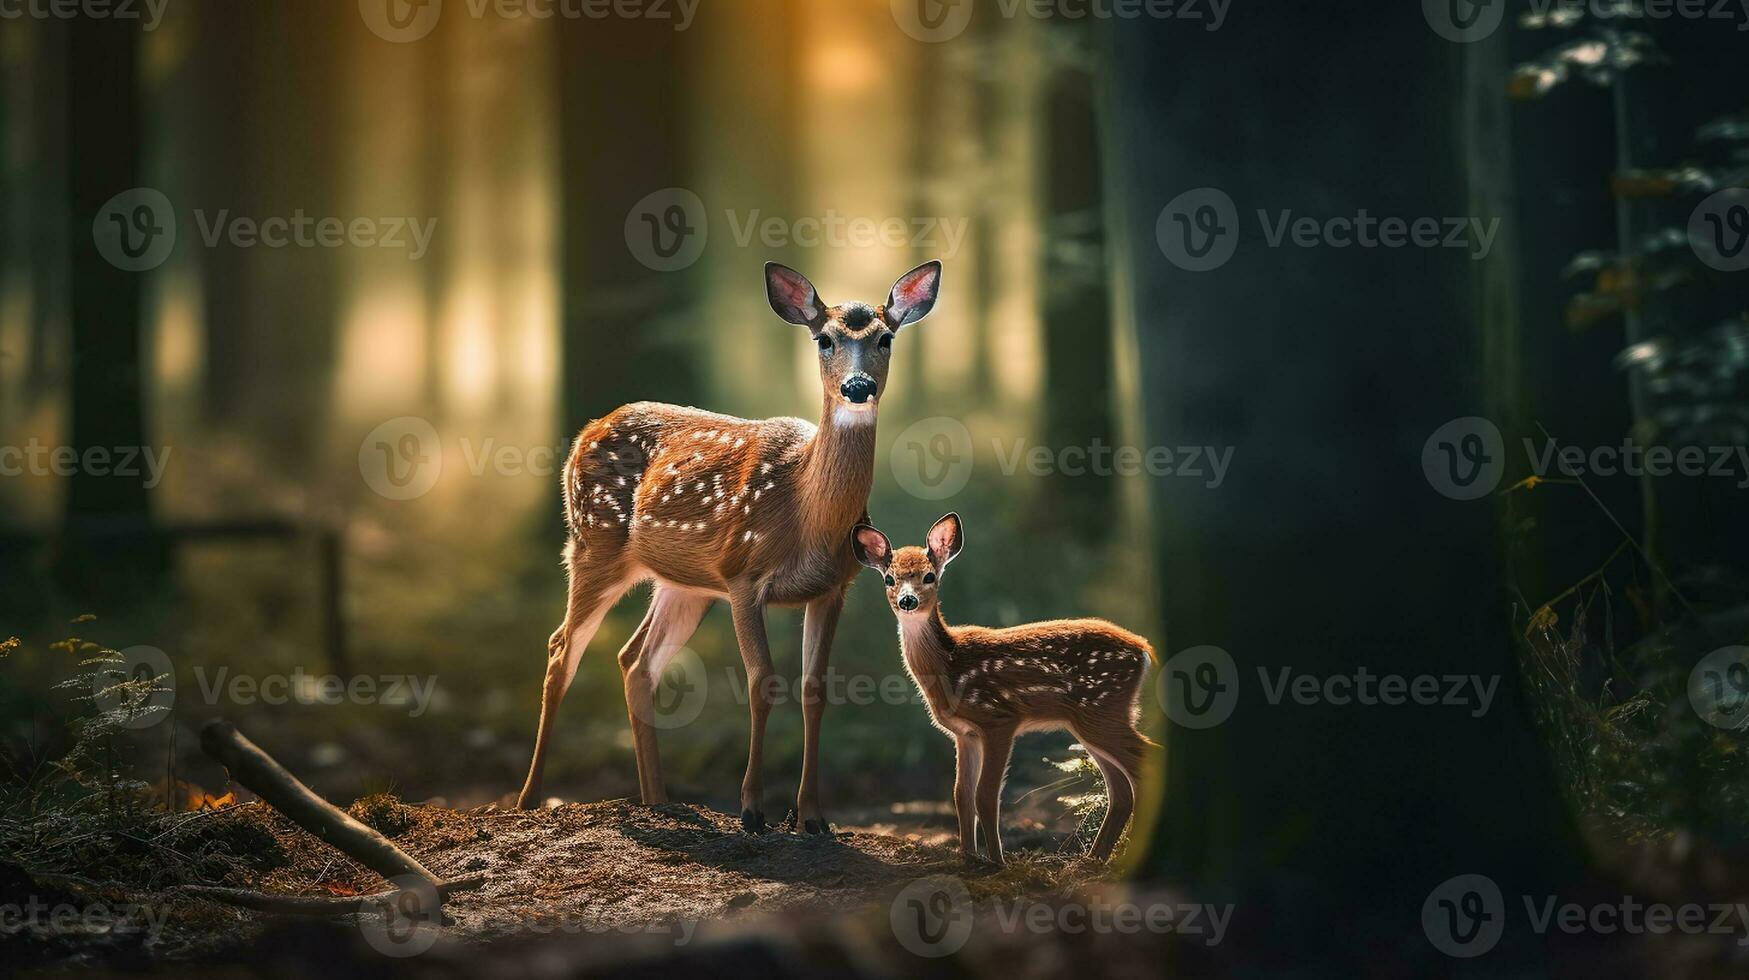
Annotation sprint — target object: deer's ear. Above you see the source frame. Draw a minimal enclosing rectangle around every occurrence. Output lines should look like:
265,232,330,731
884,260,941,329
851,524,892,570
766,262,826,330
926,512,963,570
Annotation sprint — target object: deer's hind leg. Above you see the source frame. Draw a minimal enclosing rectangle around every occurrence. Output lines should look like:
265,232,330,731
516,546,633,809
1076,728,1147,861
619,586,713,805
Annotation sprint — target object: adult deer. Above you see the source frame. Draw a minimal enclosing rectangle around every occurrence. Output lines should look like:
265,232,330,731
516,261,943,834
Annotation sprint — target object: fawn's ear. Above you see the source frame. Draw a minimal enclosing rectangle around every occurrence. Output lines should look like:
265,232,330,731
926,512,963,571
883,260,941,329
851,524,892,570
765,262,826,330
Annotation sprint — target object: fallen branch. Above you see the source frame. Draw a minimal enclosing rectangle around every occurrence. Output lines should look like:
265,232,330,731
197,719,481,918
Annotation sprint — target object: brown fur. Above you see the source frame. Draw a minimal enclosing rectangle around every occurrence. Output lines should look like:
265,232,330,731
853,516,1159,863
517,263,942,835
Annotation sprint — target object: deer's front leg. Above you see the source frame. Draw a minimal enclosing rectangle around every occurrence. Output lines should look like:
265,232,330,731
729,583,775,833
953,732,981,859
796,590,844,834
975,726,1016,866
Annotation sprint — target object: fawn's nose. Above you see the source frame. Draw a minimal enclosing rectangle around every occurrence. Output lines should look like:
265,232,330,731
840,374,876,404
897,593,919,611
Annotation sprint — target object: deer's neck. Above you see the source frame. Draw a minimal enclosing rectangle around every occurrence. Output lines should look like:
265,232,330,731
898,607,956,679
797,396,877,537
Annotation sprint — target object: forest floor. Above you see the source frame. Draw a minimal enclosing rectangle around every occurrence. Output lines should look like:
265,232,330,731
4,794,1119,972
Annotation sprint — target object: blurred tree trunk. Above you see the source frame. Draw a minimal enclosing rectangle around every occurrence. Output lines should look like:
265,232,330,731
28,20,67,406
59,16,164,597
193,0,259,426
1037,52,1113,539
1099,8,1583,969
420,19,451,411
553,16,699,436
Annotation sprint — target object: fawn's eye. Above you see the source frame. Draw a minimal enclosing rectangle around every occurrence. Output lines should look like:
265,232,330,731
922,572,936,584
883,574,895,587
816,335,834,353
878,333,893,351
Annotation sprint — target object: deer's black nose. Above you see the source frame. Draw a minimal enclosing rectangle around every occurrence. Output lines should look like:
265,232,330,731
897,593,919,611
840,374,876,404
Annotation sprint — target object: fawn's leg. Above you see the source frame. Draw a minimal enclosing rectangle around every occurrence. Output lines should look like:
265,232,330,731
954,732,982,858
728,581,776,833
975,726,1016,865
1083,743,1138,861
517,559,627,809
795,590,844,833
619,587,713,804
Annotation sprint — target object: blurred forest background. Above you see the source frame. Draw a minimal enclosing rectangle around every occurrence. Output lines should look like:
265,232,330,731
0,0,1159,825
0,0,1747,920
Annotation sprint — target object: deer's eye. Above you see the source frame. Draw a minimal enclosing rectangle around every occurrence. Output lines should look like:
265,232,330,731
816,335,834,353
878,333,893,351
922,572,936,584
883,574,895,587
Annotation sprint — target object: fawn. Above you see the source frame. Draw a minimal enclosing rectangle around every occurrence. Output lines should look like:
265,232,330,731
852,514,1158,863
516,261,942,835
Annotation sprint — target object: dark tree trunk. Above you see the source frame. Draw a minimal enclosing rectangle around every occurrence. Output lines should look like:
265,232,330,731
553,14,700,437
59,15,165,597
1038,52,1114,539
1098,7,1584,970
193,0,259,425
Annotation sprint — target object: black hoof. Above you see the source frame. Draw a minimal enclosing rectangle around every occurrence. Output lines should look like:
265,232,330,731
802,819,834,836
740,808,767,834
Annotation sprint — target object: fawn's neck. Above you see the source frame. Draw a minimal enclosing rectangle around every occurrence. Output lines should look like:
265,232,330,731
797,395,877,537
898,606,956,679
